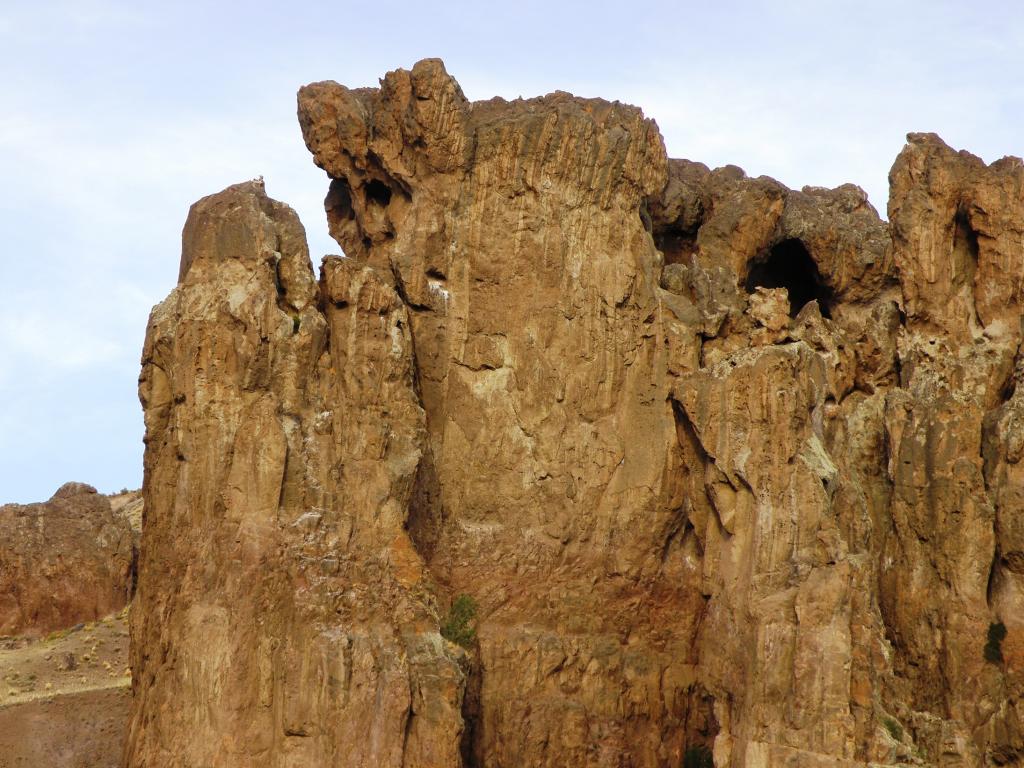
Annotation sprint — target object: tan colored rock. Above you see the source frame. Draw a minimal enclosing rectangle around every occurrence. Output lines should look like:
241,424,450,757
747,286,790,331
127,61,1024,768
0,483,134,637
889,133,1024,343
884,133,1024,765
127,180,466,767
109,490,143,538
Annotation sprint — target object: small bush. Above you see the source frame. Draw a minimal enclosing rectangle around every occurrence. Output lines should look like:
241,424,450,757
683,745,714,768
440,594,477,649
984,621,1008,664
882,716,902,741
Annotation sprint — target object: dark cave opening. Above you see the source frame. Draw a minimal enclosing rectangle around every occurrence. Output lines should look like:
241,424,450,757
365,179,393,206
655,225,700,266
744,238,833,318
325,178,355,221
953,209,980,267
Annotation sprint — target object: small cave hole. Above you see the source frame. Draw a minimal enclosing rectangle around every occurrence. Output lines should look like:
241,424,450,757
745,238,833,318
365,179,393,207
325,179,355,222
426,267,447,281
953,209,980,266
1003,379,1019,402
271,258,286,298
681,685,719,768
655,224,700,266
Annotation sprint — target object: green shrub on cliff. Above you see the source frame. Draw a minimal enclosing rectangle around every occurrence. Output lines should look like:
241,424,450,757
882,716,902,741
440,594,477,649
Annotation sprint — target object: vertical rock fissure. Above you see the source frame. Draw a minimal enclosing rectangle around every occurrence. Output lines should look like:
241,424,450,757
458,654,483,768
952,207,983,332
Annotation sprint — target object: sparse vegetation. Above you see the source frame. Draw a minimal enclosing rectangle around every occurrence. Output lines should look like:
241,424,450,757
882,716,903,741
45,628,69,643
440,594,478,649
683,745,714,768
984,621,1008,664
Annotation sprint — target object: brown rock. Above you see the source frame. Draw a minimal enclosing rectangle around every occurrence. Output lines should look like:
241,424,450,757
109,489,143,539
127,180,465,767
0,483,134,637
126,62,1024,768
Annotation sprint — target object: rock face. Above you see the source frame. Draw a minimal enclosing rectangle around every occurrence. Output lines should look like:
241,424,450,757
127,61,1024,768
0,483,135,637
129,181,465,767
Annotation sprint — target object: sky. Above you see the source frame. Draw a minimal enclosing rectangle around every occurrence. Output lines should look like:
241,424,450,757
2,0,1023,503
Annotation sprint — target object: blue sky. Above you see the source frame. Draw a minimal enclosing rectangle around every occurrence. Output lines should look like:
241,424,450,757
2,0,1023,503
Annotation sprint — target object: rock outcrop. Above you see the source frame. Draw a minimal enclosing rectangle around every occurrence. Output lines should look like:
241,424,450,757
0,485,137,767
126,60,1024,767
0,483,135,637
129,180,465,767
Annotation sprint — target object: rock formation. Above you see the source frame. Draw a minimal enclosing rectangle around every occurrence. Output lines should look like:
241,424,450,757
0,484,137,768
126,60,1024,767
0,482,135,637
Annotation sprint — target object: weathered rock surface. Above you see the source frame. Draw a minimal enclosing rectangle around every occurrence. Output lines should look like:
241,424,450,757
0,483,135,637
109,489,144,539
127,61,1024,768
128,180,465,767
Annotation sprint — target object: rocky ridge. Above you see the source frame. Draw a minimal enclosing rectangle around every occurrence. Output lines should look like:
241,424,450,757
0,483,136,637
125,60,1024,767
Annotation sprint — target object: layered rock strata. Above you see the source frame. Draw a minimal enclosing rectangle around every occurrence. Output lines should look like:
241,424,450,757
127,60,1024,767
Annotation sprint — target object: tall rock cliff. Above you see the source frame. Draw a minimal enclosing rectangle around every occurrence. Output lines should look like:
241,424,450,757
127,60,1023,767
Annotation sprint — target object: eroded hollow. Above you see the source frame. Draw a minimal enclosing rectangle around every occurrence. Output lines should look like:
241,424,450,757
745,238,833,318
656,224,700,266
365,179,393,207
953,210,980,268
325,178,355,221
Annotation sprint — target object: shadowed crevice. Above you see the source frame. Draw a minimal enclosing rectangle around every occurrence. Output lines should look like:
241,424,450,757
745,238,834,318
